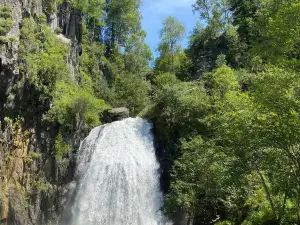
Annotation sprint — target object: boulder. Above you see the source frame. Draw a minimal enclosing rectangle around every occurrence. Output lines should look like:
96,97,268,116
102,107,129,123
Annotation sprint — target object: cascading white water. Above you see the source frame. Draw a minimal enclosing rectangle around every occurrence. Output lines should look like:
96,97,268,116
67,118,166,225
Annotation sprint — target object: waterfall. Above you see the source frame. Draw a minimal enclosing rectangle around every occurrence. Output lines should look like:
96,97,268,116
65,118,166,225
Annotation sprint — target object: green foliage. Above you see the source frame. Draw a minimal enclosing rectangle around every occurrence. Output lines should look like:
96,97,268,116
28,152,42,160
124,30,153,74
78,40,112,99
204,67,300,223
104,0,142,51
165,137,229,215
74,0,151,118
194,0,231,36
34,178,51,191
215,221,233,225
229,0,260,42
251,1,300,69
54,133,71,160
26,152,42,164
159,59,300,223
156,17,186,74
111,73,150,115
54,27,62,34
19,18,70,95
216,54,227,68
147,73,210,155
37,13,47,24
45,82,109,130
204,66,240,99
42,0,57,14
0,5,13,44
0,5,12,19
251,68,300,147
155,49,192,80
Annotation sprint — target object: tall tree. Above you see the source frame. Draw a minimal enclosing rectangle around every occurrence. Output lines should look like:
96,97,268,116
229,0,260,43
156,16,186,74
86,0,105,41
103,0,141,56
124,30,152,74
252,0,300,69
194,0,231,36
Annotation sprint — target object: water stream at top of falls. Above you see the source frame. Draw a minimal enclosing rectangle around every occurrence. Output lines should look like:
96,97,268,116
64,118,167,225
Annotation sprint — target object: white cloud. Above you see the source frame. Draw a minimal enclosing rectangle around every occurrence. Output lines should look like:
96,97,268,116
145,0,194,15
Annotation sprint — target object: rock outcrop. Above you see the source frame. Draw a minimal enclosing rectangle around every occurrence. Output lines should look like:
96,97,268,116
0,0,86,224
102,107,130,123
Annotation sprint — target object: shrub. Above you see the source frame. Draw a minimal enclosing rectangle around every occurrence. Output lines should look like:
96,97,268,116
19,18,70,96
54,133,71,160
0,6,13,43
111,72,150,115
44,82,109,131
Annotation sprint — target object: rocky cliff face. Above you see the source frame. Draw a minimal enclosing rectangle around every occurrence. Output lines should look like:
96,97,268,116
0,1,85,224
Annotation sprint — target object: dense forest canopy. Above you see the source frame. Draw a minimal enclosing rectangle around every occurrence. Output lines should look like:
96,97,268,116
0,0,300,224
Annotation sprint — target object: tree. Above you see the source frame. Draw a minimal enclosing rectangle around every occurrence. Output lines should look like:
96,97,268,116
229,0,260,43
124,30,152,74
252,1,300,69
165,137,230,224
103,0,142,56
86,0,105,41
194,0,231,36
208,67,300,223
111,72,150,115
156,16,186,74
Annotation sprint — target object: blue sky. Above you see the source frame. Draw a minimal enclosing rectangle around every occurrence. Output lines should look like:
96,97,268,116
141,0,199,57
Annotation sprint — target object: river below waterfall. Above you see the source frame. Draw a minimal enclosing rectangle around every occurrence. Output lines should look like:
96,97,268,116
63,118,167,225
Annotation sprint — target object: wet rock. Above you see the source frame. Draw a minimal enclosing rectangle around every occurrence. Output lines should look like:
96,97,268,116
102,107,130,123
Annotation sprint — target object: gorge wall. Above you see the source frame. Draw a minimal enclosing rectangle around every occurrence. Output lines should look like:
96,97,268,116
0,0,86,224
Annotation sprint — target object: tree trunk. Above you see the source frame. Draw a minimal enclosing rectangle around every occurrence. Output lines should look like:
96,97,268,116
279,190,287,223
256,169,277,219
297,189,300,224
172,52,174,74
91,19,96,41
171,42,174,74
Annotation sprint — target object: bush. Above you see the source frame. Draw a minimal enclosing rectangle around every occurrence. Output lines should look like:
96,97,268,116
111,72,150,115
54,27,62,34
44,82,109,131
0,6,12,19
54,133,71,160
0,6,13,41
20,18,70,85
